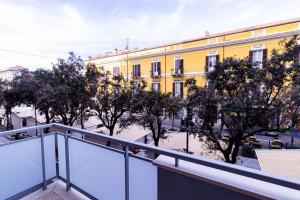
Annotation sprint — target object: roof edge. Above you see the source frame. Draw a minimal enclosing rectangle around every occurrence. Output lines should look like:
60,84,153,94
89,17,300,61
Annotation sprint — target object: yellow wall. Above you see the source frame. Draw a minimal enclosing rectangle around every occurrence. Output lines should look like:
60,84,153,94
87,19,300,97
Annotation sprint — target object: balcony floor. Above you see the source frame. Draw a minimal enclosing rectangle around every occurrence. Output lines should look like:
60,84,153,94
20,179,91,200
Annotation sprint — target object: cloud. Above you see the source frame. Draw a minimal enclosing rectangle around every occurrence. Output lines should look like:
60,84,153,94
0,0,299,70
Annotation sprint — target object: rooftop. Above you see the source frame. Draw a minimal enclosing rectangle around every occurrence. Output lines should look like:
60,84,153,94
90,17,300,60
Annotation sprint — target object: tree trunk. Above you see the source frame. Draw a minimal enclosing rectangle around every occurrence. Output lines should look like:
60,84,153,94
223,152,231,163
153,137,160,158
172,114,174,129
222,142,241,164
34,106,38,136
80,108,84,129
106,128,114,147
44,112,50,133
230,142,241,164
6,110,10,131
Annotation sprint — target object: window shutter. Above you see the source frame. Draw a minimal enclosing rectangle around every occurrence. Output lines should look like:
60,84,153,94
138,65,141,77
158,62,161,75
216,55,220,64
263,49,268,67
172,82,175,97
205,56,209,72
249,51,253,65
180,82,183,97
158,82,160,91
151,63,154,76
132,65,135,77
180,59,184,71
151,83,154,91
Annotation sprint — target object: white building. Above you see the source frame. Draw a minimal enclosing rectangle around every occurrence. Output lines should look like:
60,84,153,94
0,106,46,135
10,106,45,130
0,66,25,81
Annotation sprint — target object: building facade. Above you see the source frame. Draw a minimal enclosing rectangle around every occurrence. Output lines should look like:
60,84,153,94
87,18,300,97
0,65,24,82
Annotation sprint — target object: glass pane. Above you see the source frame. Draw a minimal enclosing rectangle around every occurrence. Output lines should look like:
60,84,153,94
68,138,125,199
129,156,157,200
0,135,56,199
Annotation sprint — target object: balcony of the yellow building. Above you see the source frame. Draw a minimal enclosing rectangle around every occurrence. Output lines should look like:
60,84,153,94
171,67,184,77
150,70,161,78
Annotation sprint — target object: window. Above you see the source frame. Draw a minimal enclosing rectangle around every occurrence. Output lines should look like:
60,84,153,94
113,67,120,76
152,82,160,91
132,81,140,92
132,64,141,78
174,59,183,75
22,118,27,127
206,55,219,72
252,49,263,67
151,62,161,77
207,56,217,72
173,82,183,97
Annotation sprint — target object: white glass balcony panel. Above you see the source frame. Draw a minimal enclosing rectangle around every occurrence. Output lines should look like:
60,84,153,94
0,134,56,199
68,138,125,199
129,156,157,200
57,134,66,179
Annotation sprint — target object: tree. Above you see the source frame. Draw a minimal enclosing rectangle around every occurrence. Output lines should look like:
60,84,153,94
186,39,297,163
30,69,57,124
3,69,40,131
124,89,182,147
51,52,87,126
93,70,132,145
79,63,101,129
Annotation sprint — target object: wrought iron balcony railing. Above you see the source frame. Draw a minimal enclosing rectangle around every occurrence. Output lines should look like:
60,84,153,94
171,68,184,77
150,70,161,78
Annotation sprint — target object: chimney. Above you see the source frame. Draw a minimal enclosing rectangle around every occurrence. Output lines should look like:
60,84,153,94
205,31,210,36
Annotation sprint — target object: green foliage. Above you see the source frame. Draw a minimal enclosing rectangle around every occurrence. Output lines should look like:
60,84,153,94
123,90,182,146
93,70,132,136
186,38,298,163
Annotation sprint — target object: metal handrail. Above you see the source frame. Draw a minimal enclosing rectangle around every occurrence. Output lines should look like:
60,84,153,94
1,123,300,190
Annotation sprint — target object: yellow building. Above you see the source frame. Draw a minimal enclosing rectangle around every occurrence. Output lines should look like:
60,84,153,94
87,17,300,97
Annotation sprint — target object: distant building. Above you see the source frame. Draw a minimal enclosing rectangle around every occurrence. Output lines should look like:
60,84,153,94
0,65,25,81
0,106,46,135
10,106,46,130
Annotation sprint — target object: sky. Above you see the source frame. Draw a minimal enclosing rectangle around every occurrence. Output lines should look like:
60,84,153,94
0,0,300,70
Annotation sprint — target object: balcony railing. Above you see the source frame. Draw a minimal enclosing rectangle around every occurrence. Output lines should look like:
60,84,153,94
1,124,300,200
150,70,161,78
171,68,184,77
131,72,141,79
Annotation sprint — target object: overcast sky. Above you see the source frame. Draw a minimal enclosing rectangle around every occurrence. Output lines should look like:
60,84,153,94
0,0,300,70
